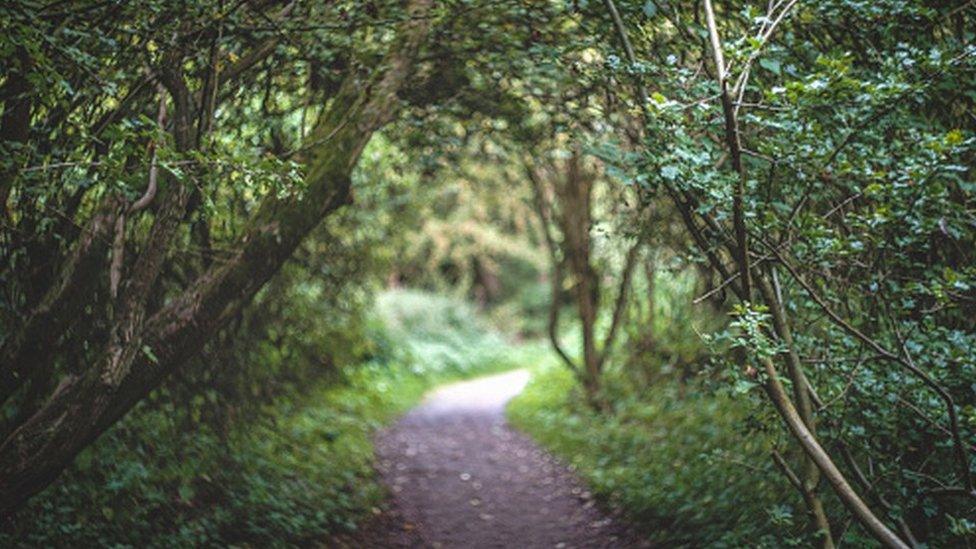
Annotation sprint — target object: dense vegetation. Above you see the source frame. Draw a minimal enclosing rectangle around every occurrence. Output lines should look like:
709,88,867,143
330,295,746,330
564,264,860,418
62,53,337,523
1,0,973,546
2,289,534,546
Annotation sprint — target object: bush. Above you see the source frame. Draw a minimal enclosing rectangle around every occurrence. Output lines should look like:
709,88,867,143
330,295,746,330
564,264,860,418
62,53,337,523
375,288,532,376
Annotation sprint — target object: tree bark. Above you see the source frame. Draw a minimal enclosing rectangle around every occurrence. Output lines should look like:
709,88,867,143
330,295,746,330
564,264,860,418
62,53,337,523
703,0,751,299
0,206,119,405
755,272,833,546
554,152,602,404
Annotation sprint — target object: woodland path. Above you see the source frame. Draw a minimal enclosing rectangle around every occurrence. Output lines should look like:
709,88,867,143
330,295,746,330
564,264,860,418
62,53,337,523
337,369,644,548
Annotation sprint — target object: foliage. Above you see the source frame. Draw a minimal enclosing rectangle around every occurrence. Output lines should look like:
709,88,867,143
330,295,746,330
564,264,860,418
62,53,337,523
170,134,426,427
582,0,976,544
391,147,547,307
617,264,726,386
0,0,567,509
2,0,974,544
0,290,529,547
509,269,787,546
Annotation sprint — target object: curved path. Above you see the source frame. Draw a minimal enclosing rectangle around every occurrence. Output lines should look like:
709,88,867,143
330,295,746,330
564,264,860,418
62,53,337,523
344,369,643,548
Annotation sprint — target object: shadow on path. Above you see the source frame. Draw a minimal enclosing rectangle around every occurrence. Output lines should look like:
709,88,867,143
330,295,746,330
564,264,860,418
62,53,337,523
343,369,643,548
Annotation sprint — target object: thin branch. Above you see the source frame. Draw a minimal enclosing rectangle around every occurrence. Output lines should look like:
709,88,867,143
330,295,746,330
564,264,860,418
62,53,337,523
730,0,800,112
526,160,579,375
694,270,740,303
130,87,167,213
598,239,642,368
771,449,804,491
760,238,975,496
703,0,751,298
760,356,909,548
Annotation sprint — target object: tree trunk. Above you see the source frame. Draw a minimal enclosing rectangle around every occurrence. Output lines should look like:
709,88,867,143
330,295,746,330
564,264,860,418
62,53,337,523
560,154,603,406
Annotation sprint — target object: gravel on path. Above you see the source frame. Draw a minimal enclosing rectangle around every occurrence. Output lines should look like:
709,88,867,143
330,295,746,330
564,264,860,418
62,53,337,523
337,369,646,549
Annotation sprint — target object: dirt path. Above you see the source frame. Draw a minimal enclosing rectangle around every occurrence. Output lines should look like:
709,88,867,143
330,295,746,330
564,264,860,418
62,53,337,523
344,369,643,548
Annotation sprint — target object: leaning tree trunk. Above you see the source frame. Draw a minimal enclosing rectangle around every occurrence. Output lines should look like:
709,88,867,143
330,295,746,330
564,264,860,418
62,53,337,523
0,0,433,516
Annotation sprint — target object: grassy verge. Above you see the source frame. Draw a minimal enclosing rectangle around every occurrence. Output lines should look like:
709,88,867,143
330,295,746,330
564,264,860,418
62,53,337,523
2,290,534,548
507,359,802,547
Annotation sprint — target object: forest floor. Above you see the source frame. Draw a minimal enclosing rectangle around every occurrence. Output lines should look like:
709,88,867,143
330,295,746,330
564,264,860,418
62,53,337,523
333,369,645,548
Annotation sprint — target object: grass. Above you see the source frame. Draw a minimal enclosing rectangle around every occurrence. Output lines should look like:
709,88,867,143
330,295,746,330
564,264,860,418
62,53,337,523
507,358,804,548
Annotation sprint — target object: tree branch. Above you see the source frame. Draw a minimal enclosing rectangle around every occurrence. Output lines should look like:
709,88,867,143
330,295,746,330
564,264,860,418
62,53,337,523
598,239,641,369
703,0,751,299
760,356,908,548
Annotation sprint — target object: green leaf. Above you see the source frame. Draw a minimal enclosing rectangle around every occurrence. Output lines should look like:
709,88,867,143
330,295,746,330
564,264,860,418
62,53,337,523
733,378,757,394
758,58,781,75
141,344,158,364
178,483,195,503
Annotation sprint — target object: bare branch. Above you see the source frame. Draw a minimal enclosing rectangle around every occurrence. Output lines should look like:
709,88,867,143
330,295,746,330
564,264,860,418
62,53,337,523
760,356,909,548
703,0,752,299
760,238,975,496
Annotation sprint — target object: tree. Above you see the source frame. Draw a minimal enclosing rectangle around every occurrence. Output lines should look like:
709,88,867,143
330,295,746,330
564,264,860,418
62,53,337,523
0,0,434,514
599,0,975,545
527,147,642,407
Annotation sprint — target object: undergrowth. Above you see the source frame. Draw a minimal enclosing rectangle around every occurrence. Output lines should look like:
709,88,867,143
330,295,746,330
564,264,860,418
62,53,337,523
507,360,804,548
2,289,529,547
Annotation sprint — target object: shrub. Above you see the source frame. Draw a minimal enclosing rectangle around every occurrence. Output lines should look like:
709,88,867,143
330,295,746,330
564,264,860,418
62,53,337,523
374,288,531,376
